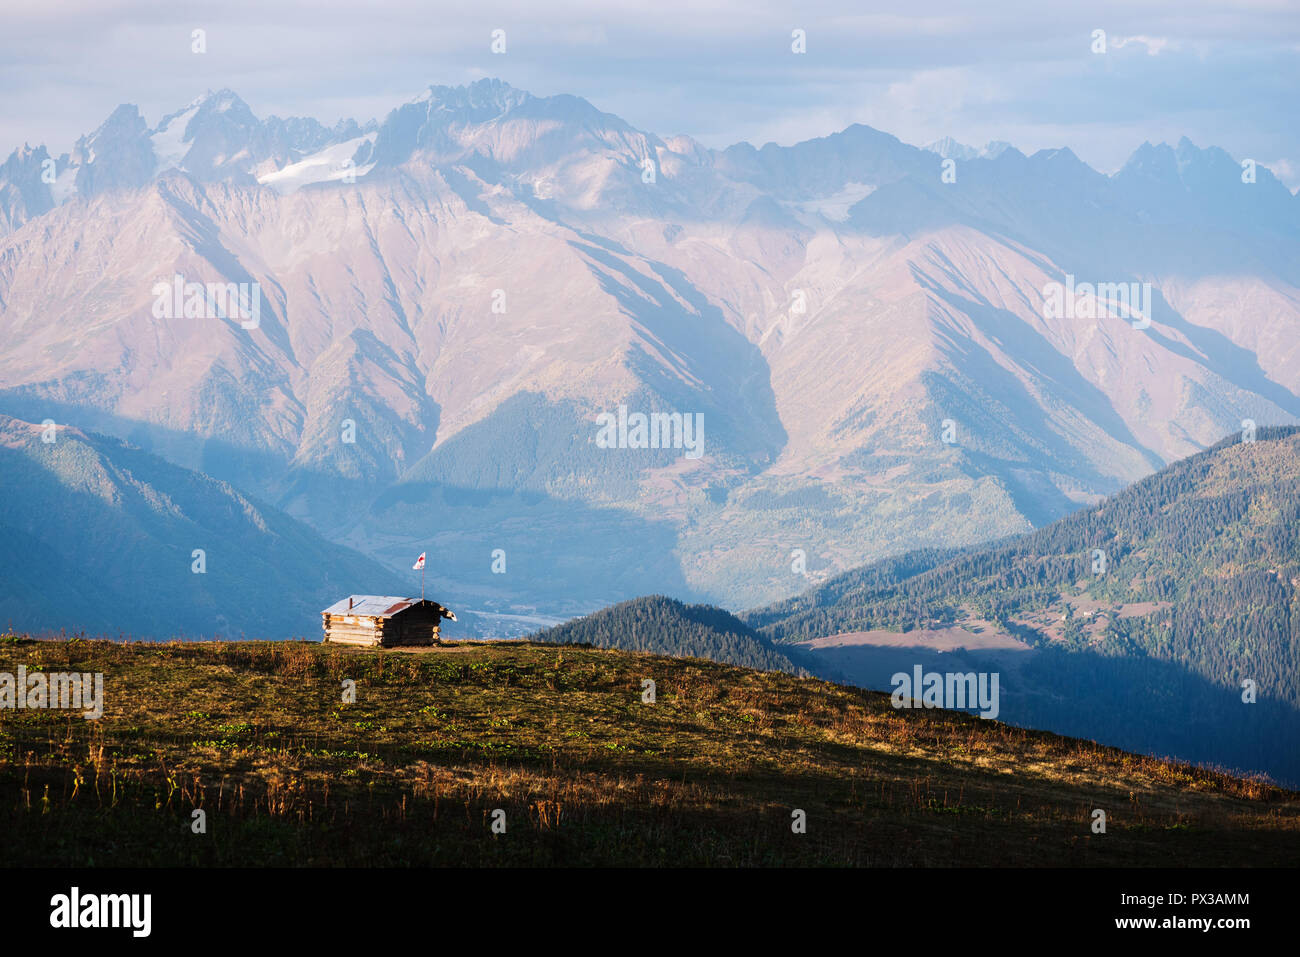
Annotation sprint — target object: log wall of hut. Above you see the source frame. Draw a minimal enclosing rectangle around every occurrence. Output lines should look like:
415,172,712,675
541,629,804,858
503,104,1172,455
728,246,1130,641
322,609,443,647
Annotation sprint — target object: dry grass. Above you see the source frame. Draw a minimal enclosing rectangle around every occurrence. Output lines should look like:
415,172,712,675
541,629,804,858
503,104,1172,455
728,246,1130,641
1,635,1296,866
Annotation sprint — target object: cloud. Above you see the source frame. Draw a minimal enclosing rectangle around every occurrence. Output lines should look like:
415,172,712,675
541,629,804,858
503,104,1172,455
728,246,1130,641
1112,34,1173,56
1263,157,1300,190
884,68,1005,116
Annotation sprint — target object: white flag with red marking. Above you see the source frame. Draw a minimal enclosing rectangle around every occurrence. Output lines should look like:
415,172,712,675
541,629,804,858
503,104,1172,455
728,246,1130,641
412,552,426,570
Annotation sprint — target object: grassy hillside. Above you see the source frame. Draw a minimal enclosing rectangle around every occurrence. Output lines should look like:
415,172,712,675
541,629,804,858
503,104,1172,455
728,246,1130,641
0,414,403,638
2,635,1297,867
528,595,808,673
744,426,1300,785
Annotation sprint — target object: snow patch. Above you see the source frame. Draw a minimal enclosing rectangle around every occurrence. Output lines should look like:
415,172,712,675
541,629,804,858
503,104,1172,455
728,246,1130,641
50,165,78,205
151,106,198,173
257,133,378,194
790,182,876,222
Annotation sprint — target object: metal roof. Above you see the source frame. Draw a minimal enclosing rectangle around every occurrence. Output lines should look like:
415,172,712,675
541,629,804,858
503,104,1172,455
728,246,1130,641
321,595,455,619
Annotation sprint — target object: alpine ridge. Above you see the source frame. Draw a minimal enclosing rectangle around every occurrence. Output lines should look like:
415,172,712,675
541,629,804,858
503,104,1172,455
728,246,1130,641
2,78,1297,619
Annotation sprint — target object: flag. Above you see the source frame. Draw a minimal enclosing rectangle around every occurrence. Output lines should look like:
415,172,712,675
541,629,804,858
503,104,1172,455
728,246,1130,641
412,552,426,570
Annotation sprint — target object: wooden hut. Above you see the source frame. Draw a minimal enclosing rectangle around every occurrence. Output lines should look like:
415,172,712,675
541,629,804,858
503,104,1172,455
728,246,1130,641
321,595,457,647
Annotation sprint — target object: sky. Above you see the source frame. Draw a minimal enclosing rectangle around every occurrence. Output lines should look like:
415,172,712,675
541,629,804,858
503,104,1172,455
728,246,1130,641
3,0,1298,187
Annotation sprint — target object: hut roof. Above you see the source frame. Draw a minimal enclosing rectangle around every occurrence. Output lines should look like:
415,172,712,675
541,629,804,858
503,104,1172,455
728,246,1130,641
322,596,456,620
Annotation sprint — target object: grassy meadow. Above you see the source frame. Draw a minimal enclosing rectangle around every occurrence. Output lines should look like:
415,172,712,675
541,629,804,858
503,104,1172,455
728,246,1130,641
2,635,1297,866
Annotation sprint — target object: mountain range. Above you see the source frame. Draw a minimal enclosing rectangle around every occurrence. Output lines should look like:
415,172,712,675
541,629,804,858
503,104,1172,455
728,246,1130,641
2,78,1298,623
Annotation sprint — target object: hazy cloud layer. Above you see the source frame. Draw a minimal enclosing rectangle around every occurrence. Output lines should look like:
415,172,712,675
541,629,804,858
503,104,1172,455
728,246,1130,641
2,0,1297,185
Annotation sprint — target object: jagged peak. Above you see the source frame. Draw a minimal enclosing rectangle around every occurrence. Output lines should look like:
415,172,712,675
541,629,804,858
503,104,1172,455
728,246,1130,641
152,89,254,136
82,104,147,140
923,136,977,160
409,78,533,114
923,137,1015,161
